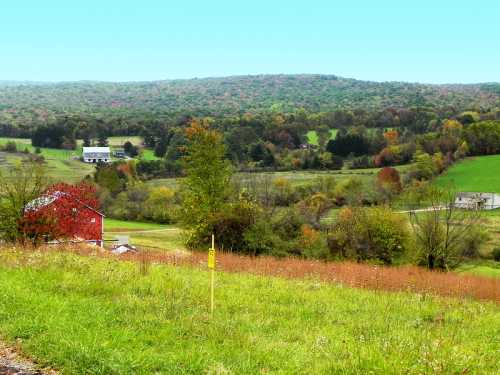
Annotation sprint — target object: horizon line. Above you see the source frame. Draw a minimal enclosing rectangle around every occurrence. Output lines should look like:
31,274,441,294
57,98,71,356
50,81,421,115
0,73,499,86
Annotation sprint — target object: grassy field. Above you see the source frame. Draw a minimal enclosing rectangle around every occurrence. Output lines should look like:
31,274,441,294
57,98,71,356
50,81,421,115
0,249,498,374
104,218,168,231
104,218,185,251
435,155,500,193
0,151,95,183
148,166,412,190
0,136,158,182
306,129,338,145
457,261,500,278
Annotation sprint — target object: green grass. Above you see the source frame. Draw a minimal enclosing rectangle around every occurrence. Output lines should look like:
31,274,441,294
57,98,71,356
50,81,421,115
104,219,185,250
140,148,159,161
306,129,338,146
147,166,411,191
104,218,168,231
0,136,158,182
435,155,500,193
0,137,82,159
0,250,498,374
457,261,500,278
0,151,95,183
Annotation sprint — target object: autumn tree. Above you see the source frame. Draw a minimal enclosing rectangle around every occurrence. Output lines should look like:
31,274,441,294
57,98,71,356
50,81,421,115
21,182,100,244
383,130,399,145
181,118,233,248
0,161,49,242
376,167,402,202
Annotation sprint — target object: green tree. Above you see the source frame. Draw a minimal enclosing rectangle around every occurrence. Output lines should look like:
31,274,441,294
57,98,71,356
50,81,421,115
0,161,49,242
181,119,233,248
406,185,482,270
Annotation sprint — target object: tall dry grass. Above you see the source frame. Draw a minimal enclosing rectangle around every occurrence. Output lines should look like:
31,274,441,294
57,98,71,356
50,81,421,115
10,245,500,303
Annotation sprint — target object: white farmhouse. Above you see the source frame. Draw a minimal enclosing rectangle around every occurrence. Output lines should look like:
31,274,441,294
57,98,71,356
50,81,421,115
454,192,500,210
82,147,111,163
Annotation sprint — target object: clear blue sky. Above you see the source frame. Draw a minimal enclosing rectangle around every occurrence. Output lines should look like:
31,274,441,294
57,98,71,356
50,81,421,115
1,0,499,83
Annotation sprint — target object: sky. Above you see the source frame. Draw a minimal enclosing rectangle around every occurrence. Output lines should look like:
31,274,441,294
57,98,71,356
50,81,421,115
1,1,499,83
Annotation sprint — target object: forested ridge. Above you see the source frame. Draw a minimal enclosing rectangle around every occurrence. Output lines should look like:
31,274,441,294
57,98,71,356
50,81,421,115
1,75,499,116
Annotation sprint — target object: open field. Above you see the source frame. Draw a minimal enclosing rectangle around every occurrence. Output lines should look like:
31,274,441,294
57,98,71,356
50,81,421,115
457,261,500,278
105,136,143,146
0,136,158,182
306,129,338,145
0,248,498,374
147,165,412,190
104,218,168,231
104,218,185,250
0,151,95,183
435,155,500,193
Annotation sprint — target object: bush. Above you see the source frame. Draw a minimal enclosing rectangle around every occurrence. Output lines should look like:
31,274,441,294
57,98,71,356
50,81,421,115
299,225,329,259
328,206,412,264
3,141,17,153
492,248,500,262
186,200,260,253
460,227,489,258
244,218,282,256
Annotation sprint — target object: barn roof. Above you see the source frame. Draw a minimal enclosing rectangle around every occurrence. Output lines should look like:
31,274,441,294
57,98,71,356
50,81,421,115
457,192,500,198
25,191,105,217
82,147,110,153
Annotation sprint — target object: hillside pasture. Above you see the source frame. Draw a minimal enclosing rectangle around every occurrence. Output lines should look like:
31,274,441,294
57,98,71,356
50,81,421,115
0,150,95,183
0,136,158,181
435,154,500,193
0,248,498,374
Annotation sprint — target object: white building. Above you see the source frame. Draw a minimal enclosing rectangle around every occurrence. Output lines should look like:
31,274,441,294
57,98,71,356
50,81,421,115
82,147,111,163
454,192,500,210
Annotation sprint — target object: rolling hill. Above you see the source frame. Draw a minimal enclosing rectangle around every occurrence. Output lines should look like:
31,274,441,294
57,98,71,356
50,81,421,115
0,75,499,116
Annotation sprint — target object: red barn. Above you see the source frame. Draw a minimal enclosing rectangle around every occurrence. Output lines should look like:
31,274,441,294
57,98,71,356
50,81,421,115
24,187,104,247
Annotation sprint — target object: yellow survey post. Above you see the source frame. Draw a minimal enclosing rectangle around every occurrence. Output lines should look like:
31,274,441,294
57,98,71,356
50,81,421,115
208,234,216,315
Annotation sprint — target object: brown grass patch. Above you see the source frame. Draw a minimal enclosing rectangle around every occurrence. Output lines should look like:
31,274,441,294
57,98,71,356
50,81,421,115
7,245,500,303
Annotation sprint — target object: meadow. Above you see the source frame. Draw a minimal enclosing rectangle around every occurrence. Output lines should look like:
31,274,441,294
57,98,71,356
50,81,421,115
104,218,185,251
0,248,498,374
306,129,338,145
147,165,412,190
0,136,157,182
435,154,500,193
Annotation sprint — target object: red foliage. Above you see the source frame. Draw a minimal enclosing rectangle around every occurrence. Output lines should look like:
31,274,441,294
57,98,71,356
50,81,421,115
376,167,402,192
374,147,396,167
21,182,101,242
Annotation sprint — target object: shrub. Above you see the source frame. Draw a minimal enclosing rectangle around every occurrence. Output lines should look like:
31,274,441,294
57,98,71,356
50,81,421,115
299,224,329,259
328,206,412,264
492,248,500,262
3,141,17,153
460,227,489,258
243,218,282,256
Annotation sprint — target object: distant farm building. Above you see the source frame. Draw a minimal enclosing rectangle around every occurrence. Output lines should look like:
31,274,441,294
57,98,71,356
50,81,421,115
82,147,110,163
25,191,105,246
113,149,126,158
454,192,500,210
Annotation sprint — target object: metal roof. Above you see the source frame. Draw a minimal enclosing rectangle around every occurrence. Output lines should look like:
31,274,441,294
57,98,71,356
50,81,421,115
82,147,110,153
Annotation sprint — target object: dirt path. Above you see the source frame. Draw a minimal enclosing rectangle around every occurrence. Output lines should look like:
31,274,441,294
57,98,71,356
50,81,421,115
0,343,57,375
